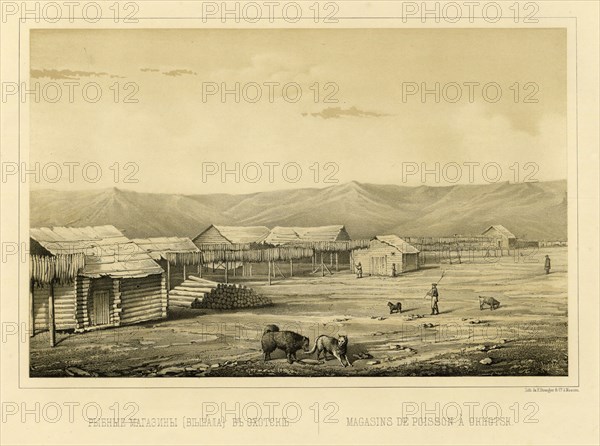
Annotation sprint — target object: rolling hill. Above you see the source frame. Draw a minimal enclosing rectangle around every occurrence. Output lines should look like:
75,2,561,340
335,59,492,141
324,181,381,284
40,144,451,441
30,180,567,240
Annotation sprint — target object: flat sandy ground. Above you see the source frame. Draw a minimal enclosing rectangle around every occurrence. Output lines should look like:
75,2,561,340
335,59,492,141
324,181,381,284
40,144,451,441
30,248,568,377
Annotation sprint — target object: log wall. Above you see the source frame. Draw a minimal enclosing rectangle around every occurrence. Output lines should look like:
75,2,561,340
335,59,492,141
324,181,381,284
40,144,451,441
32,285,49,333
33,274,166,335
119,274,166,325
76,277,91,330
32,283,77,332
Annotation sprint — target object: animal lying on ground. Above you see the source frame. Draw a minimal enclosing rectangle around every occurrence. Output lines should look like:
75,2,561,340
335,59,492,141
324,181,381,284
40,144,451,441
261,325,310,364
306,335,352,367
388,301,402,314
478,295,501,310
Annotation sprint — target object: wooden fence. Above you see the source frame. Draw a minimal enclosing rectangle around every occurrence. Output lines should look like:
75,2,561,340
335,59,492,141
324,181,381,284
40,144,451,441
399,236,500,251
396,236,504,265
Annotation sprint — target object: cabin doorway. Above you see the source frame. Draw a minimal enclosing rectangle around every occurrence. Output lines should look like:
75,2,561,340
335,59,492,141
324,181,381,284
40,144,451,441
370,256,387,276
91,290,110,326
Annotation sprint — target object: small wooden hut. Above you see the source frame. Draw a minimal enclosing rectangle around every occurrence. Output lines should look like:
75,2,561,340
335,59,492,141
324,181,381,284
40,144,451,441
193,225,271,280
30,226,166,338
352,235,420,276
482,225,517,250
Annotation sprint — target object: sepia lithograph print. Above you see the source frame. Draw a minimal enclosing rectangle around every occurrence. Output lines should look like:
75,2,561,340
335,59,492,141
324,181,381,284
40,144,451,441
26,27,570,378
1,2,599,445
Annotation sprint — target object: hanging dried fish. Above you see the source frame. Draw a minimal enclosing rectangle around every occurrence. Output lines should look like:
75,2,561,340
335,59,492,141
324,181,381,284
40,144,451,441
30,253,85,285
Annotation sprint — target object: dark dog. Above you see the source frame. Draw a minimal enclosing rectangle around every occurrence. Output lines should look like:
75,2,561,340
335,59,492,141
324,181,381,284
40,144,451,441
478,295,500,310
388,301,402,314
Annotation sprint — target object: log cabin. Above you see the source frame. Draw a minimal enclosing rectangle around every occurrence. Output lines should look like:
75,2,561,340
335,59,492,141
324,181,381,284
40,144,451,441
30,225,166,335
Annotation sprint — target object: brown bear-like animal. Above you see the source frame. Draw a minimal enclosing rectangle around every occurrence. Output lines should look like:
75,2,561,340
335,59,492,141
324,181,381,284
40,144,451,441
261,328,309,364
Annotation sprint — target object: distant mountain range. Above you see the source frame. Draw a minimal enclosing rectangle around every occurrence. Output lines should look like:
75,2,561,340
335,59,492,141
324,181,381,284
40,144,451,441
30,180,567,241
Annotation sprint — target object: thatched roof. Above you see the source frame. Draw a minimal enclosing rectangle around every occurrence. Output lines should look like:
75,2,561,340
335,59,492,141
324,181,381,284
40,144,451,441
373,235,420,254
30,225,163,279
482,225,516,239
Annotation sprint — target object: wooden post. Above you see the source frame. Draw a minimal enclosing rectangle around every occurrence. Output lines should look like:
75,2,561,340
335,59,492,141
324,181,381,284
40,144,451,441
312,253,315,270
330,252,333,267
183,264,187,281
166,261,171,293
48,282,56,347
335,252,339,271
29,281,34,337
225,261,228,283
233,261,236,277
268,261,272,285
321,252,324,277
250,263,253,277
212,261,215,272
290,259,293,277
198,262,202,278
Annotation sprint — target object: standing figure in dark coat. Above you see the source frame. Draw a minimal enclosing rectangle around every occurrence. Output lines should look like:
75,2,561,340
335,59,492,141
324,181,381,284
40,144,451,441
356,262,363,279
544,255,551,274
427,283,439,315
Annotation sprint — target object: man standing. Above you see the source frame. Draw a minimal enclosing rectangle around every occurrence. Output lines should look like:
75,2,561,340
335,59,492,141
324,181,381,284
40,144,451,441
544,255,551,274
427,283,439,315
356,262,363,279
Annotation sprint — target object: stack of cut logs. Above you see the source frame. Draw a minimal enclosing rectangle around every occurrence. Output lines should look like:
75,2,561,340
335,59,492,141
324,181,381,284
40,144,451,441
168,276,219,308
192,283,272,310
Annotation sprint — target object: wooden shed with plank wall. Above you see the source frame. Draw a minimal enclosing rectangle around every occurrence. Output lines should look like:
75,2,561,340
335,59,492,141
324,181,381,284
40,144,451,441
352,235,420,276
193,225,273,281
482,225,517,250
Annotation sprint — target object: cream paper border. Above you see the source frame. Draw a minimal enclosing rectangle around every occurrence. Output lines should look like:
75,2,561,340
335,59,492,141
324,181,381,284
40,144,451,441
1,1,598,445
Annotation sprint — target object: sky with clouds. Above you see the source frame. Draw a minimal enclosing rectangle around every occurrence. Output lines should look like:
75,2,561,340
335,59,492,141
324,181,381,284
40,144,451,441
29,28,566,194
